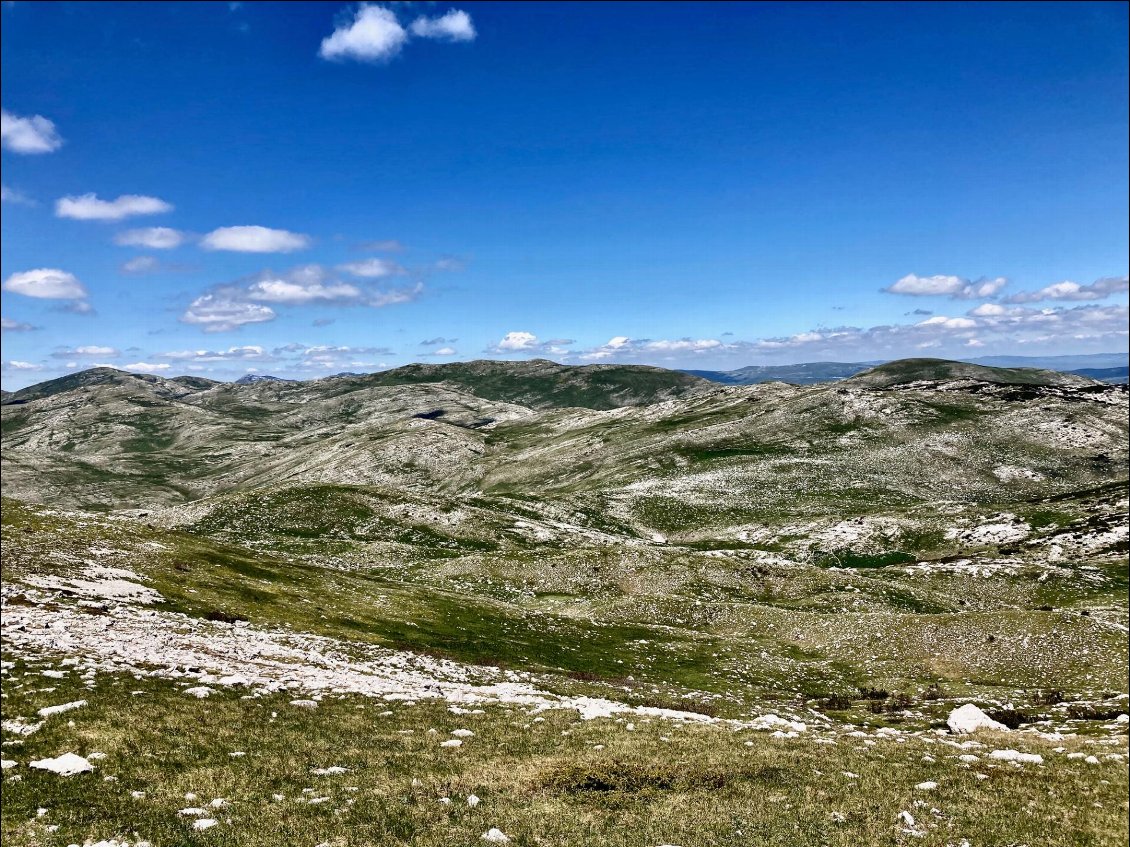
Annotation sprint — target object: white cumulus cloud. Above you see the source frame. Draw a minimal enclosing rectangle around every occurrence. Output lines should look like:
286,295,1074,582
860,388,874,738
1006,276,1129,303
410,9,476,41
496,331,538,351
200,225,311,253
319,4,408,62
488,331,573,356
181,294,277,332
114,227,186,249
884,274,1007,300
1,108,63,153
56,193,173,221
240,265,362,304
122,362,172,372
3,268,88,300
247,277,362,304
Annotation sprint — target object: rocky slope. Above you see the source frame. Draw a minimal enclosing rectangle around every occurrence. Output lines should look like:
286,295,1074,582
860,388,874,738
1,357,1127,715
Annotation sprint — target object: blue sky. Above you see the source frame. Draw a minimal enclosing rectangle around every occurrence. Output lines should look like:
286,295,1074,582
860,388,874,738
2,1,1127,387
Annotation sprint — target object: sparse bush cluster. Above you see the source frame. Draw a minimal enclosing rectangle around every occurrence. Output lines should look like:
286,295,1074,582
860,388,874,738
1034,689,1065,706
867,692,914,714
1066,704,1127,721
204,609,247,624
986,708,1032,729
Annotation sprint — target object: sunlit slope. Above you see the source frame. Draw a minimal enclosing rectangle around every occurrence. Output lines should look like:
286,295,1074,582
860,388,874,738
2,361,1124,518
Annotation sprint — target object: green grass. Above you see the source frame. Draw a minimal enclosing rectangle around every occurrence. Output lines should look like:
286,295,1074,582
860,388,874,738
1,660,1126,847
810,550,917,569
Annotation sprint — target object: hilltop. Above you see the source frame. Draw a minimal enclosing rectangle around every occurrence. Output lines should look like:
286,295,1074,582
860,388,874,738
843,357,1099,388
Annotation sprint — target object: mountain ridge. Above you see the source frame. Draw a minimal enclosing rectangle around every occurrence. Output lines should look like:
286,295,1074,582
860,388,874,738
2,357,1124,514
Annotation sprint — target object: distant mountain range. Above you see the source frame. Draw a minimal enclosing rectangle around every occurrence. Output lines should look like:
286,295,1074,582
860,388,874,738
684,353,1129,385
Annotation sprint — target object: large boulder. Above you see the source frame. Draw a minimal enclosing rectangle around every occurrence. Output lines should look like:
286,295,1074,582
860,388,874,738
29,752,94,776
947,703,1009,734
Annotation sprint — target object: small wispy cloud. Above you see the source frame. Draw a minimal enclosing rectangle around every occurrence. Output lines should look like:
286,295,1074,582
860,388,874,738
337,257,404,278
409,9,476,42
2,360,44,372
1,184,34,205
56,193,173,221
433,256,466,272
55,300,96,316
114,226,187,249
50,345,120,359
1,316,39,333
121,256,162,274
358,239,404,252
1,108,63,153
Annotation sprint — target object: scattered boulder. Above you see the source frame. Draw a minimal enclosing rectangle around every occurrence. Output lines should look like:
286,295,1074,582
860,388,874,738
749,713,807,733
989,749,1043,764
947,703,1008,734
37,700,87,718
29,752,94,776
